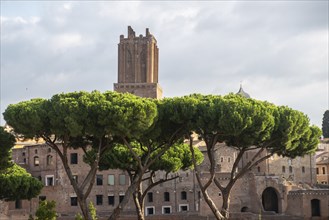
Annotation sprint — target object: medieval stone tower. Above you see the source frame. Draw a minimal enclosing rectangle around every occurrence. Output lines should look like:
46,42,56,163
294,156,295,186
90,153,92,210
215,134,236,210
114,26,163,99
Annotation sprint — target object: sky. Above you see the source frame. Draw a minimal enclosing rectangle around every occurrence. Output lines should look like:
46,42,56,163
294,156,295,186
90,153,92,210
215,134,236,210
0,1,328,128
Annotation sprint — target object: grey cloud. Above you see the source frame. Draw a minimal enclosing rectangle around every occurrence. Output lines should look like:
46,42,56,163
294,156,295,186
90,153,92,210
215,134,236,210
1,1,328,127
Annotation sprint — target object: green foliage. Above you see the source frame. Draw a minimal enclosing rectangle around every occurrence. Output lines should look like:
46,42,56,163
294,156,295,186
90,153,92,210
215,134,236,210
3,91,157,147
0,163,43,201
88,201,97,220
75,213,83,220
74,202,97,220
100,142,203,173
3,99,50,139
35,200,57,220
0,127,16,170
322,110,329,138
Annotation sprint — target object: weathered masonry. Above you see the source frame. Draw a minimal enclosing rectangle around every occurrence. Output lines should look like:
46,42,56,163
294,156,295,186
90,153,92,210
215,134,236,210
114,26,162,99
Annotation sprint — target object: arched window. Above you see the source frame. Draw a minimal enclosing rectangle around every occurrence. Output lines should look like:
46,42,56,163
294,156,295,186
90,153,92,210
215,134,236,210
34,156,39,166
289,166,293,173
257,166,261,172
302,166,305,173
47,155,53,166
282,166,286,173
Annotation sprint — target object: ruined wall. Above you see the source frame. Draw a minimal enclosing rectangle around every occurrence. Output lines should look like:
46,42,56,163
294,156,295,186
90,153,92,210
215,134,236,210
286,189,329,219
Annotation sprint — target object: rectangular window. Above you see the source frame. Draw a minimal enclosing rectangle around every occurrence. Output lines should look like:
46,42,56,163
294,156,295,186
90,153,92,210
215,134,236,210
302,166,305,173
119,174,126,185
108,195,115,206
147,192,153,202
162,206,171,214
45,175,54,186
179,204,189,212
289,166,293,173
71,197,78,206
323,167,326,174
316,167,319,174
145,206,155,216
282,166,286,173
70,153,78,164
96,175,103,185
119,195,124,203
164,192,170,202
108,174,114,185
181,191,187,200
96,195,103,205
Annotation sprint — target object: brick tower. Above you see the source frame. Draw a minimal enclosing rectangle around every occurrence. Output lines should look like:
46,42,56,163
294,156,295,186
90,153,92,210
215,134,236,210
114,26,163,99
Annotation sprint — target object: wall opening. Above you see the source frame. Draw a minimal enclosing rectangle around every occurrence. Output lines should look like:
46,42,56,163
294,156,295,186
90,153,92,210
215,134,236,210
262,187,278,213
311,199,320,217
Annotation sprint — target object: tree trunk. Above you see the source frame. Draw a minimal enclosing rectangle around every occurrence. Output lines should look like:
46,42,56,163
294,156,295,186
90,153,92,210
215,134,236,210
200,189,226,220
220,190,230,219
108,181,137,220
132,190,145,220
78,197,92,220
131,180,145,220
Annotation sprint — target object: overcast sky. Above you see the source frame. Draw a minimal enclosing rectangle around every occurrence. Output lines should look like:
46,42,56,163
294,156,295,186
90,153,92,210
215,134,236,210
1,1,328,128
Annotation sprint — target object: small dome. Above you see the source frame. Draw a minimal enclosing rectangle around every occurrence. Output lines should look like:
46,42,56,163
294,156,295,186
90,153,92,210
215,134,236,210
236,85,250,98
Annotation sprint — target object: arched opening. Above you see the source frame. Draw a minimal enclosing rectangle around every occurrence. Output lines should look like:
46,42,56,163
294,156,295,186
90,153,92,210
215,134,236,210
262,187,278,213
46,155,53,166
34,156,39,166
311,199,320,216
241,206,249,212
